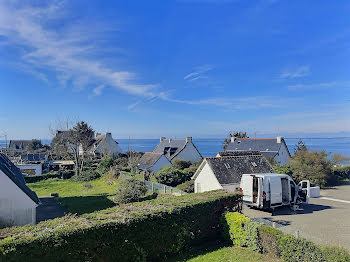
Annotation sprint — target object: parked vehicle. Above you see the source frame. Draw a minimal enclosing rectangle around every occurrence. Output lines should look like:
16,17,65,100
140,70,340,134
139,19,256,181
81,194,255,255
240,173,310,210
298,180,320,198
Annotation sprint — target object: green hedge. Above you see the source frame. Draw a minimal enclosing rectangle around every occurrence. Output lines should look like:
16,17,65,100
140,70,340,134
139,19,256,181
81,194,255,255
222,212,350,262
332,165,350,180
0,191,242,262
24,171,74,183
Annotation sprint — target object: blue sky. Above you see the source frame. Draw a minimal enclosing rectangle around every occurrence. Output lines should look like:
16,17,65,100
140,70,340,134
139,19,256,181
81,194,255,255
0,0,349,139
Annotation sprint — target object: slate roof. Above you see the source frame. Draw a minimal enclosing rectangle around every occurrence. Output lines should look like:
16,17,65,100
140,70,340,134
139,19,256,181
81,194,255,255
8,140,31,150
0,153,40,204
200,153,275,185
225,138,291,157
20,153,46,162
152,138,202,160
217,151,261,157
138,152,164,169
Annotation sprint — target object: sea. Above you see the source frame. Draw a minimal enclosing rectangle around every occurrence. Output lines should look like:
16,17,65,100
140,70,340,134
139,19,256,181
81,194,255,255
1,137,349,158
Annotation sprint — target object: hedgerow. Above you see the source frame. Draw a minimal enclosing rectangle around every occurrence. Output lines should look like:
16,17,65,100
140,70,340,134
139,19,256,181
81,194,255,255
222,212,350,262
0,190,241,262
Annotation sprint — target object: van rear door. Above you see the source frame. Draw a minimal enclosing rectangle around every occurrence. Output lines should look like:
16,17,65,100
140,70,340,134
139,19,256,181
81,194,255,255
241,175,254,203
269,176,282,205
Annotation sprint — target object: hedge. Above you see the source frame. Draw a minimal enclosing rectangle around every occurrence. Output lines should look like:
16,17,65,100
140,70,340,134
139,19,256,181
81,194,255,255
0,190,242,262
24,171,74,183
222,212,350,262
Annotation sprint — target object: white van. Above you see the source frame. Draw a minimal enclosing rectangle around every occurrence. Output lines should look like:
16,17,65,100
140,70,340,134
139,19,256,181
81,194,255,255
240,173,309,210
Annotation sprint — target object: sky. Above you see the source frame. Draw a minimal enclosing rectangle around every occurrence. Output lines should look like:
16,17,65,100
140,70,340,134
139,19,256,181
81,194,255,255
0,0,349,139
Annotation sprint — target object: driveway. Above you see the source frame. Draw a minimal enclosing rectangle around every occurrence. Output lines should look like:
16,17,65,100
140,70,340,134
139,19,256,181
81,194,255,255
242,184,350,250
36,197,66,223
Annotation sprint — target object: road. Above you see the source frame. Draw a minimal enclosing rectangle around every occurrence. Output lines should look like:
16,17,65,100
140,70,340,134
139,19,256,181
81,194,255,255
242,183,350,250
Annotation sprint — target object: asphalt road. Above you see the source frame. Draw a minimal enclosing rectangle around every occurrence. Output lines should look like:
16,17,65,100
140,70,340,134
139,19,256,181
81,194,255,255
242,183,350,250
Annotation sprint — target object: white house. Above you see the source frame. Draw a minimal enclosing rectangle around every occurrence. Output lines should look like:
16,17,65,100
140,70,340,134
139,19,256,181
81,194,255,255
138,152,172,173
15,163,42,176
152,137,203,163
0,153,40,226
193,151,275,193
225,137,291,165
88,132,122,157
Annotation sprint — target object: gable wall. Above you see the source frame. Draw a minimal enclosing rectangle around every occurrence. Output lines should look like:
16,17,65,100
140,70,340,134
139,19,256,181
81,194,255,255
172,142,202,163
94,136,122,156
0,171,37,226
274,142,290,165
194,162,222,193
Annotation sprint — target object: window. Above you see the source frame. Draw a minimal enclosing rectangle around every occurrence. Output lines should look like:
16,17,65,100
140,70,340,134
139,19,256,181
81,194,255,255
224,163,231,169
251,162,257,167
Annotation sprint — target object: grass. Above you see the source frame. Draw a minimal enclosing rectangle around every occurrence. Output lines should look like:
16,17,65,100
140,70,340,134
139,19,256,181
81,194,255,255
28,176,121,214
174,246,280,262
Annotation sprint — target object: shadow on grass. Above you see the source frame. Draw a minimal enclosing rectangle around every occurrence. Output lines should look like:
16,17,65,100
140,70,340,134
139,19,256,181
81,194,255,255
58,195,115,215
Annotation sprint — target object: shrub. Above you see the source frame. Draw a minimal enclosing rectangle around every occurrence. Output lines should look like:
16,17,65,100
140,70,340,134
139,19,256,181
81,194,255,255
277,234,324,262
183,166,198,180
176,180,194,193
73,168,101,182
222,212,250,247
0,191,242,262
155,167,186,187
258,225,283,257
244,221,262,252
172,159,192,170
98,157,114,174
321,245,350,262
121,167,131,172
115,178,147,204
332,165,350,180
114,157,128,168
24,172,60,183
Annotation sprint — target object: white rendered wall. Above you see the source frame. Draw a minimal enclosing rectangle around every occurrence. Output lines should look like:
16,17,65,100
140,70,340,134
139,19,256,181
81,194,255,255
172,142,202,163
222,184,240,192
0,171,37,226
274,143,290,165
194,162,222,193
94,134,122,157
151,155,172,173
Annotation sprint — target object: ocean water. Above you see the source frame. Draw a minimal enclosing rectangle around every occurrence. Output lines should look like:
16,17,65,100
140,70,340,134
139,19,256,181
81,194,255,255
1,137,349,158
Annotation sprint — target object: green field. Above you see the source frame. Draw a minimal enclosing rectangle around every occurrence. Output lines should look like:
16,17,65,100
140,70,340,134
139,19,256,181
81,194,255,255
172,246,280,262
28,177,120,215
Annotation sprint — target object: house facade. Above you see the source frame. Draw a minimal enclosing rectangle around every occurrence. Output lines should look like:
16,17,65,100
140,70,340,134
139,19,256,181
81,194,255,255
88,132,122,157
193,151,275,193
138,152,172,173
225,136,291,165
152,137,202,163
0,153,40,226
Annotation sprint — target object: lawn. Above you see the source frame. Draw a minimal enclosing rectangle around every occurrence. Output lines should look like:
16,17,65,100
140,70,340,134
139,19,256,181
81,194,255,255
28,177,121,215
173,246,280,262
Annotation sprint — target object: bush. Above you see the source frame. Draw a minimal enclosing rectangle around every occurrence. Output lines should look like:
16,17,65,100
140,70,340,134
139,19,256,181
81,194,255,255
115,178,147,204
332,165,350,180
73,168,101,182
0,191,242,262
98,157,114,174
121,167,131,172
155,167,186,187
183,166,198,180
176,180,194,193
24,172,60,183
222,212,250,247
258,225,283,256
244,221,262,252
321,245,350,262
172,159,192,170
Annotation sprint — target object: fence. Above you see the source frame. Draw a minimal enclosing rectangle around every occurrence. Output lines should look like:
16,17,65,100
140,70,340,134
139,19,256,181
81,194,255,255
145,180,186,196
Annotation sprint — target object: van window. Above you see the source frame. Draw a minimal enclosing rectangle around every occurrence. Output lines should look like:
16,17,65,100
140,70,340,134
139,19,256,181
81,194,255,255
302,182,308,189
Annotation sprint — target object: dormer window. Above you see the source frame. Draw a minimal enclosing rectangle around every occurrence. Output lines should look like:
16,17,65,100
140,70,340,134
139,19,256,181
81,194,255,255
224,163,231,169
251,162,257,167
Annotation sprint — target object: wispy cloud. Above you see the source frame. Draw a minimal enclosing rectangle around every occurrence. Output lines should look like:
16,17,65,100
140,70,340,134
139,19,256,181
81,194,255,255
287,81,350,90
184,64,214,81
92,85,105,96
280,65,310,79
0,1,158,97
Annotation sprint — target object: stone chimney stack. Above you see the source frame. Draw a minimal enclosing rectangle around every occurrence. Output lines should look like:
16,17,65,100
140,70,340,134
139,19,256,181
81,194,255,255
160,137,166,142
96,132,101,138
230,137,237,143
277,136,282,143
186,136,192,143
106,132,112,138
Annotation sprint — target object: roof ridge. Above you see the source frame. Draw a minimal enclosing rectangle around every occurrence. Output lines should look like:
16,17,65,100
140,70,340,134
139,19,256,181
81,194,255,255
205,155,263,160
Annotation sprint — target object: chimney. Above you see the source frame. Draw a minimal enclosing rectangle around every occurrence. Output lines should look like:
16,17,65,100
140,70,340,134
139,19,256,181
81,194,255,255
168,138,172,143
160,137,166,142
230,137,237,143
106,132,112,138
186,136,192,143
277,136,282,143
96,132,101,138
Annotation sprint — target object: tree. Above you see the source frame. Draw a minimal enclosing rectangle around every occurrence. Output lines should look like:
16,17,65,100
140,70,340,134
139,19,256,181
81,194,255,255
290,150,332,187
331,153,350,166
27,139,44,152
155,167,186,187
172,159,192,170
115,178,147,204
294,139,307,154
223,131,249,150
50,120,94,177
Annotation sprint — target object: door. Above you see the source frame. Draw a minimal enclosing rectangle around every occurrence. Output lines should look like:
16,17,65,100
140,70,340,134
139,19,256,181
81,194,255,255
241,175,254,202
253,177,259,203
298,180,310,203
269,177,282,205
